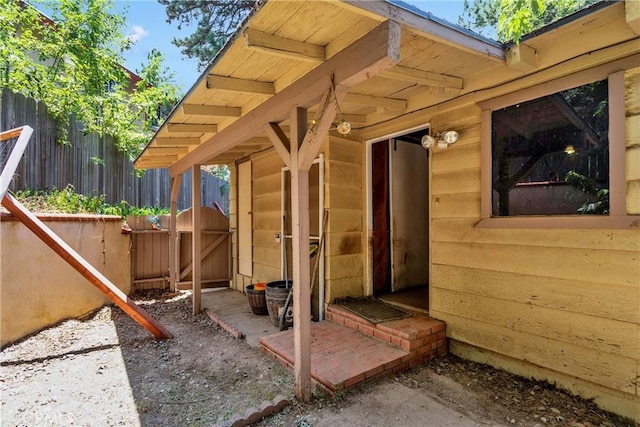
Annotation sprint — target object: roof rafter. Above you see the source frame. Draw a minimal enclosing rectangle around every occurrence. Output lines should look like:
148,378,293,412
344,92,406,110
206,75,275,95
380,65,463,90
244,27,326,62
168,20,401,176
166,124,218,133
155,137,201,147
181,104,242,117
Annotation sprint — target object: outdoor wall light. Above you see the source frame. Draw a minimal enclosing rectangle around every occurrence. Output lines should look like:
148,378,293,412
564,144,576,155
421,130,459,150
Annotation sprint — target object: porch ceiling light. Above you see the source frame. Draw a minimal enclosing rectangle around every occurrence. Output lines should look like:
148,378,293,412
336,120,352,135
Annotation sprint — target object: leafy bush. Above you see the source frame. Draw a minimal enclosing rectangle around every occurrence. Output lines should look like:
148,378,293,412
12,185,169,218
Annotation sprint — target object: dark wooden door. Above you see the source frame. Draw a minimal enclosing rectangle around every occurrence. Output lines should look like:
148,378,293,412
372,141,391,295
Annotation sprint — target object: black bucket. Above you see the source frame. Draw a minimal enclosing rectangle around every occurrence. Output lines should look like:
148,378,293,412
265,280,293,327
246,284,268,315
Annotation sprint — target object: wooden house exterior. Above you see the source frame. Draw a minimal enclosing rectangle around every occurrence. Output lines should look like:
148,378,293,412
135,0,639,420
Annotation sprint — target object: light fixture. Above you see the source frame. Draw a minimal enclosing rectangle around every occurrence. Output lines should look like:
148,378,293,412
336,120,351,135
440,130,459,144
421,130,460,150
421,134,436,149
564,144,576,155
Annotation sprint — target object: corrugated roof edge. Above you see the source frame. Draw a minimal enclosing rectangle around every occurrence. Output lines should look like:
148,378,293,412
513,0,617,45
388,0,502,47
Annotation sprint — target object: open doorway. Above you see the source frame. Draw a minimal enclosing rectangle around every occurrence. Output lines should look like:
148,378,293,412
369,129,430,313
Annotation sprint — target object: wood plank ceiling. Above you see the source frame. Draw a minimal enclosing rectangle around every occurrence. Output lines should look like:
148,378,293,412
134,0,504,171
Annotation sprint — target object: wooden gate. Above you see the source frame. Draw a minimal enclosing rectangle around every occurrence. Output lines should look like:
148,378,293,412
130,207,231,291
175,207,231,290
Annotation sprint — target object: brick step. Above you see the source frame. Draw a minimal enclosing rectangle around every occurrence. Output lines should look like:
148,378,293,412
259,307,447,394
325,304,447,355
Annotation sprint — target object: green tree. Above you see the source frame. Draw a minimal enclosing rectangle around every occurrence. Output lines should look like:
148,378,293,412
0,0,180,159
159,0,256,70
459,0,596,43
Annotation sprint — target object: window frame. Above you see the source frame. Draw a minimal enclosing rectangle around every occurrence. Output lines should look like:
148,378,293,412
477,66,634,229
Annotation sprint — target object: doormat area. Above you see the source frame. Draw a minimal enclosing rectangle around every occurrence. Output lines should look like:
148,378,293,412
336,297,412,323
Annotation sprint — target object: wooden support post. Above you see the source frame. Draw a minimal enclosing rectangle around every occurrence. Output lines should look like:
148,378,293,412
192,164,202,315
1,193,172,339
290,107,312,402
169,174,182,291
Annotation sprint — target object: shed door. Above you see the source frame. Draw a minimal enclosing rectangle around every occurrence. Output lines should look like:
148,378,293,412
238,161,252,276
390,139,429,290
372,140,391,295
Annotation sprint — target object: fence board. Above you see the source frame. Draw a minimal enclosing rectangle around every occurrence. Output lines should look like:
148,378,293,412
0,89,229,212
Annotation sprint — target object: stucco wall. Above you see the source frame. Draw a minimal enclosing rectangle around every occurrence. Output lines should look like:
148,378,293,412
1,214,131,346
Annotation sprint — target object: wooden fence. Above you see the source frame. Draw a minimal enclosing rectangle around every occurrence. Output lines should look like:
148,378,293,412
0,88,229,212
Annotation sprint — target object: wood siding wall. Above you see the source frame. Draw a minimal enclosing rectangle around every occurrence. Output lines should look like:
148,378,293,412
626,67,640,214
325,135,365,302
1,89,229,212
428,76,640,417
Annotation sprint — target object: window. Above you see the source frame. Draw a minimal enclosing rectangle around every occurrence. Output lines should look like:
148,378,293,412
491,79,609,216
478,66,631,229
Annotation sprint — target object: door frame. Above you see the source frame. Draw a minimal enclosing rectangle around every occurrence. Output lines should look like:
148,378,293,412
365,124,432,298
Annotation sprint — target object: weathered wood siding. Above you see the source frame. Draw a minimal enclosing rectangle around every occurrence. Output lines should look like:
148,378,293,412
427,73,640,417
324,135,365,302
0,89,229,212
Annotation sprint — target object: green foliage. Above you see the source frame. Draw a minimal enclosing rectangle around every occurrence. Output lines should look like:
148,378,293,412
159,0,256,69
0,0,180,159
13,185,169,217
565,171,609,215
459,0,595,43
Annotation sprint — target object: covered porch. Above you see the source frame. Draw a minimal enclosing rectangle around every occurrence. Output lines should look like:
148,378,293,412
201,288,445,394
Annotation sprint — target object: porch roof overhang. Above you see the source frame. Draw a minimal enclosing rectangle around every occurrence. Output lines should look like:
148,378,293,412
133,0,632,174
133,0,505,174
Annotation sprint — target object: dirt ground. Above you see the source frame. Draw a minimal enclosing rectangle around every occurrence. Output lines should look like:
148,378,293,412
1,290,634,427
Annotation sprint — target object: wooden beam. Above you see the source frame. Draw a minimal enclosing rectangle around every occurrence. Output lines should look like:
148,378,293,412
166,124,218,133
289,107,312,403
146,146,189,156
169,174,182,291
192,165,202,316
137,154,179,163
627,0,640,34
380,65,463,89
309,111,366,123
244,27,325,62
505,43,538,71
155,137,201,146
181,104,242,117
339,0,504,61
264,123,291,168
170,20,401,176
134,162,175,170
299,84,349,170
344,92,406,110
206,75,275,95
1,193,172,339
0,126,33,200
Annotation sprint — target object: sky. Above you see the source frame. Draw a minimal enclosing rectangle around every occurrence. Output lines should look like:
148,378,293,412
114,0,473,94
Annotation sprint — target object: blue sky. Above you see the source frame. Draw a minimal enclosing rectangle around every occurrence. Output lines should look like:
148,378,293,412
116,1,472,93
